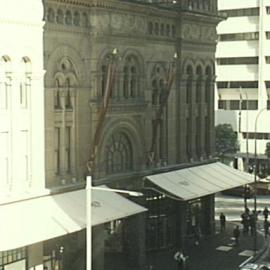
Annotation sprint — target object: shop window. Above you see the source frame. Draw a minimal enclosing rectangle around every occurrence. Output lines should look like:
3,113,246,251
186,200,202,236
0,247,26,269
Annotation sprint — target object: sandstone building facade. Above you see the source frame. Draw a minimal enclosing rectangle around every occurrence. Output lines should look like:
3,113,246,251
0,0,222,270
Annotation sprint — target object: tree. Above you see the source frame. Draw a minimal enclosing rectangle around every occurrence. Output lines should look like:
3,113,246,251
215,124,238,159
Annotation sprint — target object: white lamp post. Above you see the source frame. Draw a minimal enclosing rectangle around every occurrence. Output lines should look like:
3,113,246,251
86,176,143,270
253,107,267,255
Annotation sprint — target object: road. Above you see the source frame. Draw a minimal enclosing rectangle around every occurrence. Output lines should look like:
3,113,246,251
215,193,270,221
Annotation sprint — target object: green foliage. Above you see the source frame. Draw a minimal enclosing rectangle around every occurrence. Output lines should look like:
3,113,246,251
215,124,238,156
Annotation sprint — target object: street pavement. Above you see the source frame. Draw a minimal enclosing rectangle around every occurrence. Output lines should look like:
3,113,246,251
105,221,268,270
105,193,270,270
147,221,268,270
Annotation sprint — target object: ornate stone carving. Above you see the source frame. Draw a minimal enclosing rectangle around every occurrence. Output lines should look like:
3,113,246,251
182,23,216,42
111,13,146,34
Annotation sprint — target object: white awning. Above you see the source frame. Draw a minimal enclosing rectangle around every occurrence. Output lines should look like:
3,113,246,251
91,187,146,226
0,188,146,251
145,162,254,201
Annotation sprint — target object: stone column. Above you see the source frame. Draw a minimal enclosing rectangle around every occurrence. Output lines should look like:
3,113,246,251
59,90,66,177
201,195,215,235
178,79,188,163
200,77,206,159
208,77,215,157
175,201,188,251
92,224,105,270
190,79,197,160
126,212,146,270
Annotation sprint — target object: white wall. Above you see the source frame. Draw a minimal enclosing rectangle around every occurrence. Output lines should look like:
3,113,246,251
0,0,45,198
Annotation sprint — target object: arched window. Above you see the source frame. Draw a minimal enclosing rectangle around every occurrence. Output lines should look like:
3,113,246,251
130,66,137,97
47,8,55,23
151,64,168,163
166,24,170,36
65,10,72,25
172,25,176,37
82,12,88,27
123,66,129,98
0,56,11,110
20,57,32,109
65,78,72,109
160,24,164,36
195,66,202,103
152,80,158,105
205,66,212,103
105,132,133,174
122,55,140,99
148,22,153,35
101,65,107,96
154,23,159,35
73,11,80,26
186,65,193,104
159,79,164,104
56,9,64,24
54,78,61,109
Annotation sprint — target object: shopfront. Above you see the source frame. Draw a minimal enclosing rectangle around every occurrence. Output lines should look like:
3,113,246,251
0,248,26,270
144,161,255,251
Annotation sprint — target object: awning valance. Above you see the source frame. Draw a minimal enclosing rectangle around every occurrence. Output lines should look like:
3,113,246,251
0,188,146,251
145,162,254,201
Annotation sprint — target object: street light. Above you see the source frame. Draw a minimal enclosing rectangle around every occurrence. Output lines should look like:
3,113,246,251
253,107,267,255
86,176,143,270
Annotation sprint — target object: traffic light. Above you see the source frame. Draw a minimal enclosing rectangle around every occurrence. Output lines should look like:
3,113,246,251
248,165,254,173
244,185,251,199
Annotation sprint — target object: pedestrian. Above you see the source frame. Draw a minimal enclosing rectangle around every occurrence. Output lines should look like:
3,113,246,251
220,212,226,232
233,225,240,246
174,250,188,270
264,219,270,238
263,207,269,220
241,213,250,236
245,207,250,215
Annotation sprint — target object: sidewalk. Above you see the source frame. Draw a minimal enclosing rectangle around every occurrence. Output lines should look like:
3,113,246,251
147,221,267,270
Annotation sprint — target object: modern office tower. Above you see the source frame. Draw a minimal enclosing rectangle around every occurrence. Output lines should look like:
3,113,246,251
216,0,270,173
